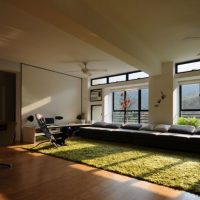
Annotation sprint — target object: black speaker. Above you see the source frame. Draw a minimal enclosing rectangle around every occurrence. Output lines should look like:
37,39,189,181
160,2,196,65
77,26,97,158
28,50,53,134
27,115,34,122
55,116,63,120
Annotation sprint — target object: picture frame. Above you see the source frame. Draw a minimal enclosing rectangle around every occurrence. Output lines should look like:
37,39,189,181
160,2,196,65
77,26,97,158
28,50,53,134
90,89,102,102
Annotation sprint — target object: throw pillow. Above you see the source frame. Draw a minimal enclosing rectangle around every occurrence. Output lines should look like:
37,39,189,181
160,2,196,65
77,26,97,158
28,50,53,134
92,122,108,128
168,125,195,134
105,123,122,129
154,124,170,132
140,124,154,131
121,124,142,130
195,128,200,135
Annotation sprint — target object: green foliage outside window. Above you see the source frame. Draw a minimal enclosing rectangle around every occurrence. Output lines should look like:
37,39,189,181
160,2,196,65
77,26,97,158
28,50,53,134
177,117,200,128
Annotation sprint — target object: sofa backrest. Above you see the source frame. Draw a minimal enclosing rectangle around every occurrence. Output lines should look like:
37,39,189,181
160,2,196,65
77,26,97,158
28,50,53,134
92,121,199,135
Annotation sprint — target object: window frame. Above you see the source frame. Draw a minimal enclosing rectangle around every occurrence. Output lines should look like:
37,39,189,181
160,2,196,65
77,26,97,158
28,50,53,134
175,59,200,74
112,89,148,123
108,74,126,84
128,71,149,80
91,77,108,86
179,84,200,117
91,70,149,86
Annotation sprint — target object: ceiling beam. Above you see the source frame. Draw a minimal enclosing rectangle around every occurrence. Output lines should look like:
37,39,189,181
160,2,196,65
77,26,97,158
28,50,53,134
5,0,161,75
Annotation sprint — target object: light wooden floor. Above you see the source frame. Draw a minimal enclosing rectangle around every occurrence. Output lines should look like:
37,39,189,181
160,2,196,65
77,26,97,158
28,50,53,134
0,146,200,200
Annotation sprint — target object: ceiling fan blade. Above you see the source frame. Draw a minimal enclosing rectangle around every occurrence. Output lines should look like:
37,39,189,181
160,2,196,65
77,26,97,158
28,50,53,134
64,70,80,72
78,62,87,69
86,71,92,76
87,69,107,72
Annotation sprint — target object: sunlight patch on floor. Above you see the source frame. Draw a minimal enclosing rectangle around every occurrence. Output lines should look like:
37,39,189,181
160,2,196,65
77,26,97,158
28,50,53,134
132,181,183,198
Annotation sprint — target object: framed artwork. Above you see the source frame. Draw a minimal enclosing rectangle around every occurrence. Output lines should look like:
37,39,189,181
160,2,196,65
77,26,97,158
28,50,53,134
90,89,102,102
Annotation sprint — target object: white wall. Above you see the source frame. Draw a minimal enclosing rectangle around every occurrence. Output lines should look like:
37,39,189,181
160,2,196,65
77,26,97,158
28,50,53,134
22,65,82,126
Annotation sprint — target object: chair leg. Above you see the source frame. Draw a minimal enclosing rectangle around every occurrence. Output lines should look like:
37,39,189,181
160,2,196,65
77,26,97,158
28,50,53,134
52,141,59,147
32,138,67,149
0,163,12,168
34,140,50,148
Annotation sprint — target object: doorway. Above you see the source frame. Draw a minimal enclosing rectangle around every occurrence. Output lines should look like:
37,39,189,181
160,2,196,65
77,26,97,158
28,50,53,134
91,105,102,122
0,71,16,121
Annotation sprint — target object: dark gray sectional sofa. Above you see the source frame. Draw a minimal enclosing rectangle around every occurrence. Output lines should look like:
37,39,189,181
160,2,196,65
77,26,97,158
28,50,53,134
79,122,200,153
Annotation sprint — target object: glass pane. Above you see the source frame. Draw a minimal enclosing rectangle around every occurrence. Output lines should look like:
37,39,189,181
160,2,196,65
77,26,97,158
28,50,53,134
140,111,149,123
113,91,124,110
92,78,107,85
128,71,149,80
126,111,139,123
182,83,200,109
109,75,126,83
181,111,200,119
92,105,102,122
141,88,149,110
126,90,138,110
112,111,125,123
177,61,200,73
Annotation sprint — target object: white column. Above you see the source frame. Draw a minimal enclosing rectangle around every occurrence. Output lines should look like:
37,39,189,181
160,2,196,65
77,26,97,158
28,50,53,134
149,62,174,124
103,88,112,123
81,78,89,122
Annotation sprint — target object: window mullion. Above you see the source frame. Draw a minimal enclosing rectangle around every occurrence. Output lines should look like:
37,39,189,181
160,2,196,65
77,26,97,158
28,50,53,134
138,90,141,123
124,91,126,124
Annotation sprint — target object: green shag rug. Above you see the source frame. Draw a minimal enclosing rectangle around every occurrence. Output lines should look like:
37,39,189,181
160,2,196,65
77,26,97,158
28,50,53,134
25,138,200,195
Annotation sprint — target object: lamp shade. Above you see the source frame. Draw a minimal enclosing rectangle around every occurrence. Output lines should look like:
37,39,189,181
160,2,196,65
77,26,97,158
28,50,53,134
55,116,63,120
27,115,34,122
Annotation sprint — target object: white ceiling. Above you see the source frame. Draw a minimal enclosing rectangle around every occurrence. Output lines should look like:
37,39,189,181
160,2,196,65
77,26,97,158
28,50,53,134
1,0,200,77
0,1,135,78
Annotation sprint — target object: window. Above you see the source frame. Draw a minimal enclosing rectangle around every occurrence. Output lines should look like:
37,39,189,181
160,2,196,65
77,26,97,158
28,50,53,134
126,90,138,110
128,71,149,80
112,88,149,123
91,70,149,86
141,88,149,110
176,59,200,74
113,91,123,110
91,78,107,86
180,83,200,118
109,74,126,83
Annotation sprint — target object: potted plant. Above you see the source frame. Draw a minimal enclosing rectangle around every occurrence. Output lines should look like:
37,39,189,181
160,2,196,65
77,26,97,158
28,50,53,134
76,113,86,124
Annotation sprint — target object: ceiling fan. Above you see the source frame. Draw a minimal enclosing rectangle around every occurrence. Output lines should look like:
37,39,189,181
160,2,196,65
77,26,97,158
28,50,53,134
65,62,107,76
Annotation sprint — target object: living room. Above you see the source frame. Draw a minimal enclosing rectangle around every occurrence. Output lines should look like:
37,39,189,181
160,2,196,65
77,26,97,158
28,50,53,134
1,0,200,199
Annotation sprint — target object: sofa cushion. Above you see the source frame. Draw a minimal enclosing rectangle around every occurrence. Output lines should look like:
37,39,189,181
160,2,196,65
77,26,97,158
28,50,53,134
121,123,142,130
154,124,170,133
105,123,122,129
140,124,154,131
92,122,108,128
194,128,200,135
168,125,195,134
